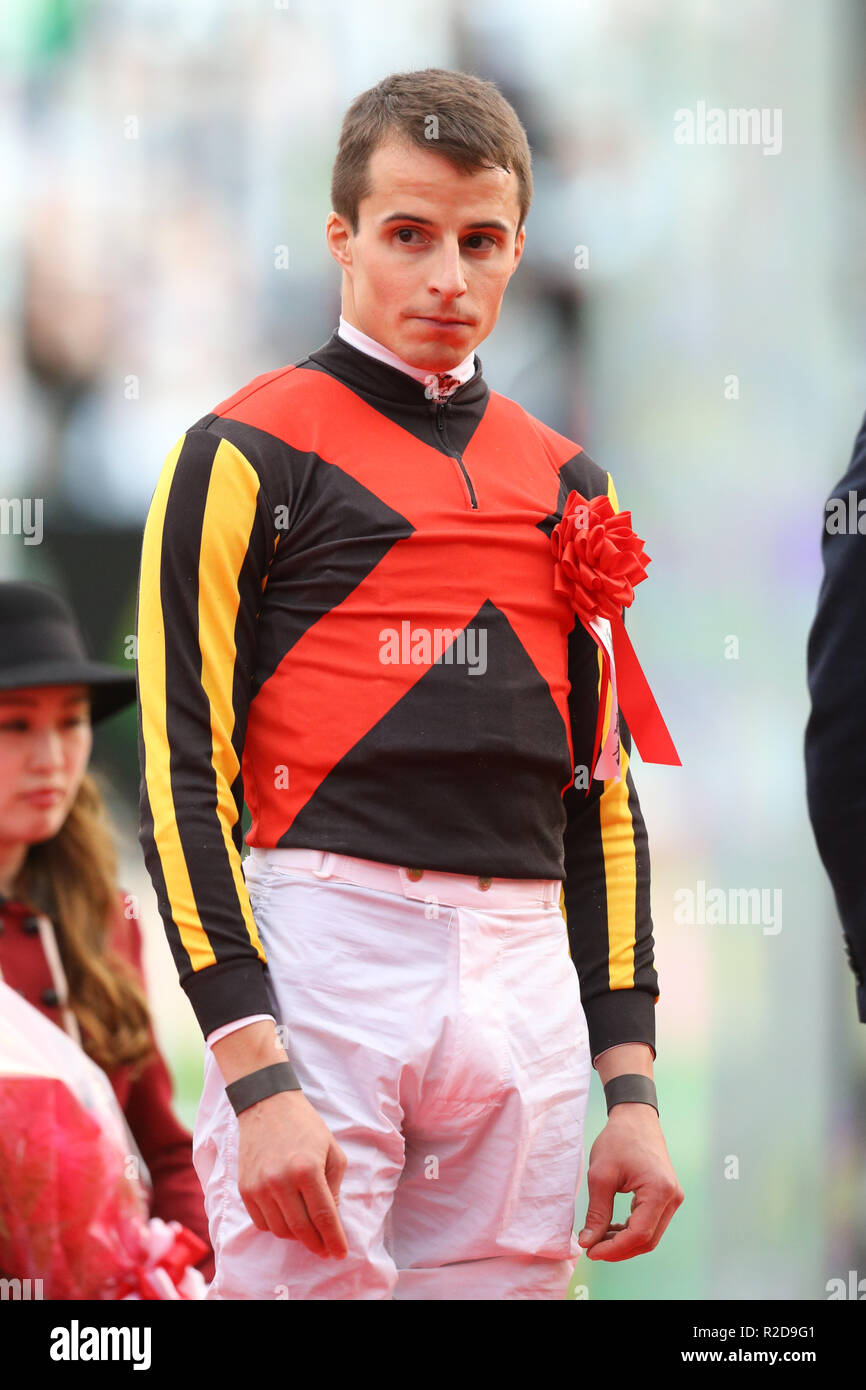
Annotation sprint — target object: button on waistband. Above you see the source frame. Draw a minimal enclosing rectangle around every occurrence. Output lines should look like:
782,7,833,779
407,868,494,889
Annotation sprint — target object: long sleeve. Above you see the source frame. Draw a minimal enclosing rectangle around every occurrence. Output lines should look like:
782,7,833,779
135,425,278,1040
804,407,866,1022
560,470,659,1065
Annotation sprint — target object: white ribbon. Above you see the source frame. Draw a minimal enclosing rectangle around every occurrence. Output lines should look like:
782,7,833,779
588,615,622,784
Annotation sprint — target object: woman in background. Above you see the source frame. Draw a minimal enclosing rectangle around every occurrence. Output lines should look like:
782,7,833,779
0,580,214,1285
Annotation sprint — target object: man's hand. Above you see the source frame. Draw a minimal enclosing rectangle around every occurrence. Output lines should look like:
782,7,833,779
577,1104,683,1260
236,1089,349,1260
210,1019,348,1260
578,1040,683,1260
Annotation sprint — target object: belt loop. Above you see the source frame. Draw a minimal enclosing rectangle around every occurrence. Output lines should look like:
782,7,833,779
313,850,334,879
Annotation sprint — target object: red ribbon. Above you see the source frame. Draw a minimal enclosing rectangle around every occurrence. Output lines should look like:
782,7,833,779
550,489,680,793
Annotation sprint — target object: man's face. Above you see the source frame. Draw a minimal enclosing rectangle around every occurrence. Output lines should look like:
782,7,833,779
326,134,526,372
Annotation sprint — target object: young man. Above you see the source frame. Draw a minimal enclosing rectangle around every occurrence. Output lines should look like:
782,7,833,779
135,66,683,1300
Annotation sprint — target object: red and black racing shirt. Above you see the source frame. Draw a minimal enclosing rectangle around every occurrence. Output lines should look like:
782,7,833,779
135,329,659,1062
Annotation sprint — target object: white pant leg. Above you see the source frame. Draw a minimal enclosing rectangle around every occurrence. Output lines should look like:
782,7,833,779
193,870,446,1299
390,898,592,1300
192,1045,405,1300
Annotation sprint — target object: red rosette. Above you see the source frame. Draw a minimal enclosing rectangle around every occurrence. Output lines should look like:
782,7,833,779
550,490,650,625
550,489,680,788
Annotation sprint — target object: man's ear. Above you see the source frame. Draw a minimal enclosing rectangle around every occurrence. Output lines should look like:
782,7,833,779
510,224,526,275
325,211,353,270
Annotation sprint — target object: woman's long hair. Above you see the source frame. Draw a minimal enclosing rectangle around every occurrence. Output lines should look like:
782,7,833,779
13,768,155,1077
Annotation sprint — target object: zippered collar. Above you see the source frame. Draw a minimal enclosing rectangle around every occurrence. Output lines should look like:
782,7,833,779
303,328,490,420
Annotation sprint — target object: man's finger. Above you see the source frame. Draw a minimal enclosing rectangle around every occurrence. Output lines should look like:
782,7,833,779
245,1186,323,1253
578,1164,619,1248
593,1221,628,1239
296,1167,349,1258
324,1142,346,1208
252,1190,294,1241
641,1189,683,1252
585,1185,669,1261
242,1191,268,1234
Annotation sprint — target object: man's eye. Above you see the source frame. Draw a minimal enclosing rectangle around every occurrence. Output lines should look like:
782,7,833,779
393,229,496,249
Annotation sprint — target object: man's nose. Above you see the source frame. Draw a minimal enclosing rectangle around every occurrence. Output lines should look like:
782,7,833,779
429,239,467,298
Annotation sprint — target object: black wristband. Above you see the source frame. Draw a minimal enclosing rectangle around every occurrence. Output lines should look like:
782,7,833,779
225,1060,302,1116
603,1073,658,1115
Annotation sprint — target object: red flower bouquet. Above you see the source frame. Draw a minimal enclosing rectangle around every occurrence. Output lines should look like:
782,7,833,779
0,981,208,1299
550,489,680,789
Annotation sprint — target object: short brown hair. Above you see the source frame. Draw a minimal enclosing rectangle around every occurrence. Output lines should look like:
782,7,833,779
331,67,533,236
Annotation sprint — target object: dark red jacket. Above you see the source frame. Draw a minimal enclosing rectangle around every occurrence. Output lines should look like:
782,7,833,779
0,889,215,1285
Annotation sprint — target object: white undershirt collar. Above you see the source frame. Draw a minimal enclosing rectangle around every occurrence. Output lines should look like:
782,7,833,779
337,314,476,397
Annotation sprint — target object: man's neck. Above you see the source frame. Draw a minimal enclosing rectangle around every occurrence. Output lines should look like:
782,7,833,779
337,314,476,390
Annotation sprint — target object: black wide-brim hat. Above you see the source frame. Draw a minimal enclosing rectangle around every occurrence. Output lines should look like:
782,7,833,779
0,581,136,725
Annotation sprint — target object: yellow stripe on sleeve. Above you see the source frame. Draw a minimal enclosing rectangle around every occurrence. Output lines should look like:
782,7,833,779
138,434,267,973
599,468,639,988
199,438,267,960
